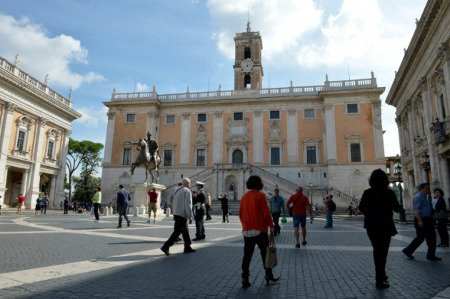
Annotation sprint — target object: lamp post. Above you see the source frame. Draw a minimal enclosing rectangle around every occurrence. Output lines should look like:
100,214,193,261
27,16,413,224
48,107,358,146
394,162,406,222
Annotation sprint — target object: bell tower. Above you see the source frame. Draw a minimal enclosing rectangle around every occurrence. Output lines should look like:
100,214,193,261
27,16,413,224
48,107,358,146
234,22,263,91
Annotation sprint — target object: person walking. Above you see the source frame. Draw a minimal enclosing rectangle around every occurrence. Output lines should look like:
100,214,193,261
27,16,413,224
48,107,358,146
402,183,442,261
35,196,42,215
324,195,336,228
269,188,286,236
116,185,131,228
16,193,25,215
0,195,3,215
433,188,449,247
193,181,206,241
239,175,278,288
218,193,229,223
359,169,400,289
160,178,196,256
63,196,69,215
147,187,158,223
41,194,49,214
205,193,212,220
286,187,313,248
92,186,102,222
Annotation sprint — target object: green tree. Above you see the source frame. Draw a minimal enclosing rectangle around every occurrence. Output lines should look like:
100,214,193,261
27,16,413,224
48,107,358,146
66,139,104,200
72,175,101,203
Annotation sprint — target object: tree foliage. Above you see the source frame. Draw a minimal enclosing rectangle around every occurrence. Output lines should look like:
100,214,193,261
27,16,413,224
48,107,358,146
66,139,104,200
72,175,101,203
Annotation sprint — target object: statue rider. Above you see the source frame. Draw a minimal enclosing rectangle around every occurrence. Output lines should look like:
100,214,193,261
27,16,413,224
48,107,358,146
146,132,159,162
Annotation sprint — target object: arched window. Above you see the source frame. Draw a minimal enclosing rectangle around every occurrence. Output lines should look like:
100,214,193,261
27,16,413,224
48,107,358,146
244,47,251,59
232,149,243,164
244,74,251,89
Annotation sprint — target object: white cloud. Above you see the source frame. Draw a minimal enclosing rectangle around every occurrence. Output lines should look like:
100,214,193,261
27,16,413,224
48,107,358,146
208,0,323,60
135,82,150,92
74,106,108,128
0,14,104,90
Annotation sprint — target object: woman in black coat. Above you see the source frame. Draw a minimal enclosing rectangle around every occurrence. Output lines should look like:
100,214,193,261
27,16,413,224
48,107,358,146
359,169,400,289
434,188,449,247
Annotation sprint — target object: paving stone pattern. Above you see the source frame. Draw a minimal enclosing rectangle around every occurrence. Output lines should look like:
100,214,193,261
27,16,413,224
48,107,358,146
0,210,449,298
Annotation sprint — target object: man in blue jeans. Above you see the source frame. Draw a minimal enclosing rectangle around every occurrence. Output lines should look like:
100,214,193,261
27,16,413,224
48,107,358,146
324,195,336,228
402,183,441,261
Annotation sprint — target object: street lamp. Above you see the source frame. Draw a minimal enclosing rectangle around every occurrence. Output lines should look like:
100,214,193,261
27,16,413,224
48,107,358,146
394,162,406,222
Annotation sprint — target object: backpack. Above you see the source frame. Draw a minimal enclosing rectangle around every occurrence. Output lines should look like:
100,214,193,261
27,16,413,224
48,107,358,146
330,201,336,212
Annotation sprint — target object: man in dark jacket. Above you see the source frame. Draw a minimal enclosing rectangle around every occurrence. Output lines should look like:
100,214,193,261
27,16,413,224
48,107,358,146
116,184,131,228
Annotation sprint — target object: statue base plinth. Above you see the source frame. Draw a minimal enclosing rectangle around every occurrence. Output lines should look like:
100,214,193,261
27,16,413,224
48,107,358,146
130,182,166,216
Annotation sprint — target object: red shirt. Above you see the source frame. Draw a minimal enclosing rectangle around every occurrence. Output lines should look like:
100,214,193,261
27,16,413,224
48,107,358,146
239,190,274,232
18,194,25,204
286,192,310,215
148,191,158,203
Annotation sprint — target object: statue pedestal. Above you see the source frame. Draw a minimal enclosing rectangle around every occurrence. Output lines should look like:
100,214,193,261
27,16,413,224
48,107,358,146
130,182,165,216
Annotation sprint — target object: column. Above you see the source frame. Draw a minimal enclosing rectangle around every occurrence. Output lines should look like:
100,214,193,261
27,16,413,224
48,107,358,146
20,170,29,208
287,109,298,164
48,175,57,208
180,113,191,165
54,129,70,208
0,103,15,200
438,43,450,112
28,118,46,208
324,104,337,163
439,154,450,198
213,111,223,163
371,100,385,161
253,110,263,165
103,111,115,165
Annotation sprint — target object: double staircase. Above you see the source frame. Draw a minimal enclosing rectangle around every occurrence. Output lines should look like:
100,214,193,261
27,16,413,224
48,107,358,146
161,164,359,214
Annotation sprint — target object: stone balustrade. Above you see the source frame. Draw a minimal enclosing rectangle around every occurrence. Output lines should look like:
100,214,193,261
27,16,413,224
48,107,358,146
0,56,72,107
111,77,378,102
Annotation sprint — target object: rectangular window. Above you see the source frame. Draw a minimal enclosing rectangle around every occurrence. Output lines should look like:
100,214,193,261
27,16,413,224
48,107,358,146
166,115,175,124
164,150,172,166
196,149,206,166
123,148,132,165
270,110,280,120
347,104,358,114
16,130,25,151
234,112,243,121
306,146,317,164
350,143,361,162
197,113,206,122
126,113,136,123
440,94,446,119
47,141,54,159
304,109,315,118
271,147,280,165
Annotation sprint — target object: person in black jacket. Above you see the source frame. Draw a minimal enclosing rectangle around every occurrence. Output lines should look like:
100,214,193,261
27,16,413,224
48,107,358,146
193,181,206,241
218,193,229,223
116,185,131,228
359,169,400,289
434,188,449,247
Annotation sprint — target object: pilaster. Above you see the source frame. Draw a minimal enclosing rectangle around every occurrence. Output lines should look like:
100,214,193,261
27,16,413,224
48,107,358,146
0,103,15,199
213,111,223,163
54,129,70,207
287,109,298,164
371,100,385,161
28,117,46,206
324,104,337,164
253,110,263,165
103,111,115,165
180,113,191,164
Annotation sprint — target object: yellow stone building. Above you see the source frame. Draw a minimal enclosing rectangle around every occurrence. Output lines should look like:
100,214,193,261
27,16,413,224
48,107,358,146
102,24,386,207
0,55,81,209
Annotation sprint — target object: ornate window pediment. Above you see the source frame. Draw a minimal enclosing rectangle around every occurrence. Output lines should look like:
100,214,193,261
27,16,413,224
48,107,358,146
267,121,283,146
13,116,32,159
227,117,250,147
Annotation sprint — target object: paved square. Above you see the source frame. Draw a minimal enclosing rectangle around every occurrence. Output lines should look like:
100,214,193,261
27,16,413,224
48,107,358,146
0,210,449,298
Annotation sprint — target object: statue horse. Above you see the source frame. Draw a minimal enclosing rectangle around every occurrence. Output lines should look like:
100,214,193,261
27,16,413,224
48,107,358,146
129,138,161,183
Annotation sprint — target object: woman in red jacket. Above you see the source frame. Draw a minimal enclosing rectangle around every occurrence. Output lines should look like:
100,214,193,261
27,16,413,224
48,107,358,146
239,175,279,288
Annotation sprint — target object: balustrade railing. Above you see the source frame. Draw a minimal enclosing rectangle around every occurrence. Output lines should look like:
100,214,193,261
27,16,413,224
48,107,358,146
0,56,72,107
111,77,377,102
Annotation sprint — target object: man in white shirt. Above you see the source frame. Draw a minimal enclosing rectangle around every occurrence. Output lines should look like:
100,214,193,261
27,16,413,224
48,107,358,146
161,178,196,255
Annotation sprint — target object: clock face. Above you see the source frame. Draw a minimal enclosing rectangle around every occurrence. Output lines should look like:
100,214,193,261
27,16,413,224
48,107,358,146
240,58,253,73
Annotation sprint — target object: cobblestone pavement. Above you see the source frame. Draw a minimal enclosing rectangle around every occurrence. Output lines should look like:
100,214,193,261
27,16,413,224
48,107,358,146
0,209,449,298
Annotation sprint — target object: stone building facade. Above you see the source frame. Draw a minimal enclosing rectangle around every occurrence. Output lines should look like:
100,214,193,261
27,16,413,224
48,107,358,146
0,55,81,209
102,24,386,207
386,0,450,207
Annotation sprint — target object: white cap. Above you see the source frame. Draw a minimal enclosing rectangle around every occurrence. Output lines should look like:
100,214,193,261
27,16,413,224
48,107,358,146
196,181,205,186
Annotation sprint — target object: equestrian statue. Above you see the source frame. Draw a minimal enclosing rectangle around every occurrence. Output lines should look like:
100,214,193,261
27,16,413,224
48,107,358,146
127,132,161,183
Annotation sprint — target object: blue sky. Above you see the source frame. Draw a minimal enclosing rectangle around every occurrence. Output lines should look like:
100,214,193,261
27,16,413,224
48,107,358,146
0,0,427,156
